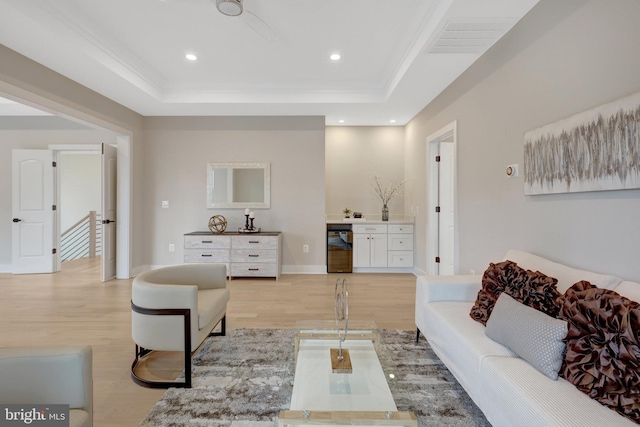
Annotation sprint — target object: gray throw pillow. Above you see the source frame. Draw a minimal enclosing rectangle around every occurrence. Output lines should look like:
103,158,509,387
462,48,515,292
486,293,568,380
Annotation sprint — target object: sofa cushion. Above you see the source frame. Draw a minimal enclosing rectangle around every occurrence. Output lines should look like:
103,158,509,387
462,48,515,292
479,356,638,427
422,300,516,408
486,293,568,380
470,260,562,325
560,281,640,423
503,249,623,294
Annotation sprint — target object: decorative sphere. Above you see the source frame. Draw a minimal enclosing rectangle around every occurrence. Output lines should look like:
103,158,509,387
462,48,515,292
208,215,227,233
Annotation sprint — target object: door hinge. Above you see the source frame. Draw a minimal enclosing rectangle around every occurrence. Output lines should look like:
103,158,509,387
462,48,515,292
435,256,441,263
52,161,57,167
52,248,57,254
52,205,57,211
435,155,441,162
435,206,441,213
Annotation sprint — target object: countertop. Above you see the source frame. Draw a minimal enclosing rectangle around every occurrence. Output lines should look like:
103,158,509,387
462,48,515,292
325,214,414,224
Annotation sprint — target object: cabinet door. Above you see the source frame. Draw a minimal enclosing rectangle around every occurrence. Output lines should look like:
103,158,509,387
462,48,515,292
370,234,388,267
353,234,372,267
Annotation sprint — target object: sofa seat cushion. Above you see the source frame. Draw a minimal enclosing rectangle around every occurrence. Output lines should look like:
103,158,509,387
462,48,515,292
422,300,515,405
69,409,91,427
479,356,637,427
197,288,230,330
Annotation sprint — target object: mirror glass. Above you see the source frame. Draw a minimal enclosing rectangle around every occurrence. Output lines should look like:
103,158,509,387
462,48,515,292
207,162,270,209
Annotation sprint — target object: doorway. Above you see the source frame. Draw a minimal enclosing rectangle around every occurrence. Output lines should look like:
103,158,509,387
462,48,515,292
426,121,457,275
4,95,132,280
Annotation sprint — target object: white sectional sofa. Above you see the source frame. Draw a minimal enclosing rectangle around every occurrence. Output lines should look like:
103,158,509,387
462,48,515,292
415,249,639,427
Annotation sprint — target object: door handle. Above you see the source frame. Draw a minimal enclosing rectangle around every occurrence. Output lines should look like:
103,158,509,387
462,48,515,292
12,218,22,223
102,219,115,224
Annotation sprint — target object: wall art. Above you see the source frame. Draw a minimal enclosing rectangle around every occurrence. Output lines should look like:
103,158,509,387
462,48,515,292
524,91,640,195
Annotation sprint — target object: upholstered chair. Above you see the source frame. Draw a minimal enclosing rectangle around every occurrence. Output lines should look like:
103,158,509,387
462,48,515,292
0,345,93,427
131,263,229,388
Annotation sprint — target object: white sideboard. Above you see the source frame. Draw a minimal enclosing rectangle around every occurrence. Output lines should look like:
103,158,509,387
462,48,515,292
351,223,413,271
184,231,282,279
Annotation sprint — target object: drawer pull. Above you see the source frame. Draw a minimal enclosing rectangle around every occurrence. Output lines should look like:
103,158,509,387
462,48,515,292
202,240,212,243
201,254,212,257
249,268,259,271
249,240,260,244
249,254,259,257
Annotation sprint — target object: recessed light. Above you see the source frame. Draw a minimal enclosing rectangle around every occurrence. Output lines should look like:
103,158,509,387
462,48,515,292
338,119,345,124
330,53,341,61
390,119,396,123
185,53,198,61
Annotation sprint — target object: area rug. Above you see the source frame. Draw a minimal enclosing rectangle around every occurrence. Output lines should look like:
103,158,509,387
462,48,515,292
138,329,490,427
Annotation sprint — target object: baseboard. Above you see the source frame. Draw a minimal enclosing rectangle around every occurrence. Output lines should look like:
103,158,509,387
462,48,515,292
0,264,11,274
281,264,327,275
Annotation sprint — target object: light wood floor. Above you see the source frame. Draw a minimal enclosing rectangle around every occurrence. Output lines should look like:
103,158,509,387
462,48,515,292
0,258,416,427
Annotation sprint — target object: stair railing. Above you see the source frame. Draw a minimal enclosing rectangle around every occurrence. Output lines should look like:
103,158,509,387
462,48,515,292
60,211,102,262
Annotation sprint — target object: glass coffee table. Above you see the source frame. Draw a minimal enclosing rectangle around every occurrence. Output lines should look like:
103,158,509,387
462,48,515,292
278,320,417,426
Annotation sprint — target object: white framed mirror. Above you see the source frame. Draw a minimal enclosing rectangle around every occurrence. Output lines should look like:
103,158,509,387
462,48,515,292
207,162,270,209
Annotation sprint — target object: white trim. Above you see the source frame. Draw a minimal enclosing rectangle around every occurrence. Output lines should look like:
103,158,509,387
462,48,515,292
0,79,135,279
426,120,458,275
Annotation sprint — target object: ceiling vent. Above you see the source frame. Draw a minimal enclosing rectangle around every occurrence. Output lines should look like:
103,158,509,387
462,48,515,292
427,18,517,54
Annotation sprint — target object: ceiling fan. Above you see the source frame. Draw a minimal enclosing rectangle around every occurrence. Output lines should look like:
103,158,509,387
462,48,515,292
162,0,279,43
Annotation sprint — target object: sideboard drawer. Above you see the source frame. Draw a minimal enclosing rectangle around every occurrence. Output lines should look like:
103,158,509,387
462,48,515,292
231,249,277,263
184,249,230,264
232,235,278,249
231,263,278,277
184,235,231,249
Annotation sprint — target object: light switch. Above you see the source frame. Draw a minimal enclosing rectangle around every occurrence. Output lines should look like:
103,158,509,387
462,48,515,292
162,200,169,209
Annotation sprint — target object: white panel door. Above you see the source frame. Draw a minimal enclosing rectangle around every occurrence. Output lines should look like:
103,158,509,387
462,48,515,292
101,143,117,282
12,149,55,274
352,234,372,267
370,234,388,267
438,142,455,275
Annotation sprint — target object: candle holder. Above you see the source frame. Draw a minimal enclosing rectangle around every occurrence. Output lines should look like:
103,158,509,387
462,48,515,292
239,213,261,233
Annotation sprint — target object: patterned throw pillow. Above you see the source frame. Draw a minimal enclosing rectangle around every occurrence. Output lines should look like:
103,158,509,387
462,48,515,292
559,281,640,423
486,293,568,379
470,260,562,325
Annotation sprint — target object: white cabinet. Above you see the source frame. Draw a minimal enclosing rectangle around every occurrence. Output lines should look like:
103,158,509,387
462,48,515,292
184,232,281,279
387,224,414,268
351,223,413,270
352,224,388,268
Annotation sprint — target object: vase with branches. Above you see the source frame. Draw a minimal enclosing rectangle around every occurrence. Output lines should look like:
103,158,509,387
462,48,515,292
371,174,405,221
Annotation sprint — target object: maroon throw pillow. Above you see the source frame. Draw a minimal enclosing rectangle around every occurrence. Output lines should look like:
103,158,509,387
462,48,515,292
559,281,640,423
470,260,561,325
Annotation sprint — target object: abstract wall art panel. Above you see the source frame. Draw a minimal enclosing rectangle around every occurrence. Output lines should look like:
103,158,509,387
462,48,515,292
524,91,640,195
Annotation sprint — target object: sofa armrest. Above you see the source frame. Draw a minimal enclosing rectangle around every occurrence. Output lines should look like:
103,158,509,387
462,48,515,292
416,274,482,305
0,346,92,416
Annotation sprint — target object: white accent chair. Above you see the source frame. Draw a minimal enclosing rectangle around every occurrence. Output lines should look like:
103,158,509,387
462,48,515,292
0,345,93,427
131,263,230,388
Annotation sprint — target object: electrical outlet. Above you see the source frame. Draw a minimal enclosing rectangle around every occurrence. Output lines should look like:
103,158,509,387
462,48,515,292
303,244,309,253
162,200,169,209
470,269,476,275
169,244,175,252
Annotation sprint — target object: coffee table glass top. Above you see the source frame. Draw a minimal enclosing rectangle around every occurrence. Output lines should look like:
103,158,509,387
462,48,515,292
278,320,417,426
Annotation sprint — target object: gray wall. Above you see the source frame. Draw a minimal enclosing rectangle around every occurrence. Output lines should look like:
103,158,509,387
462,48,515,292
405,0,640,281
141,116,326,273
325,126,407,219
